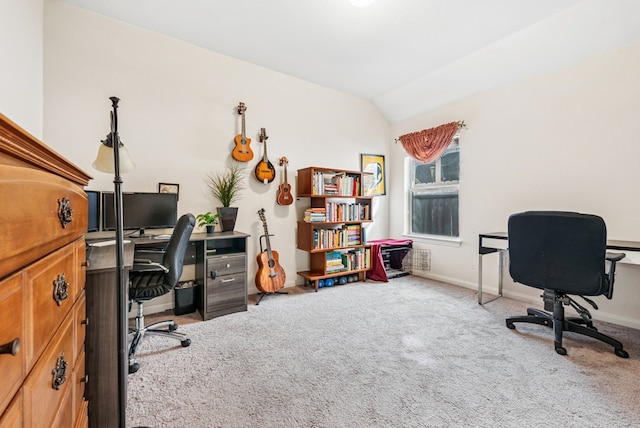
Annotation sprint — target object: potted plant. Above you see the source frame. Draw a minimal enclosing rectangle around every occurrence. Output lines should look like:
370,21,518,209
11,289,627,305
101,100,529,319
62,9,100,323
206,161,246,231
196,211,220,234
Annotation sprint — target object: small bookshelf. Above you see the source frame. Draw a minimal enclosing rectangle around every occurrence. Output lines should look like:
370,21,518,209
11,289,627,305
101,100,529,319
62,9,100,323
296,166,373,291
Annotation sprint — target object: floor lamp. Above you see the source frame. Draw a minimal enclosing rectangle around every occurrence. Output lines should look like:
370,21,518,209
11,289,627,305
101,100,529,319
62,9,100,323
92,96,135,428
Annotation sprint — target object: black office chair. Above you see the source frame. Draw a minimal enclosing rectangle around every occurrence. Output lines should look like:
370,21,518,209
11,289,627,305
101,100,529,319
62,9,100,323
128,213,196,373
505,211,628,358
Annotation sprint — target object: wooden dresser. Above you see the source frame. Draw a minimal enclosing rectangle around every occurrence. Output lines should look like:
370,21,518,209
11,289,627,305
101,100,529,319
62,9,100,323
0,114,91,427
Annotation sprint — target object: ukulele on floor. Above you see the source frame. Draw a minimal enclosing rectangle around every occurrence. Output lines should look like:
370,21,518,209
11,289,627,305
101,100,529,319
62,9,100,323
232,102,253,162
254,127,276,184
255,208,286,293
276,156,293,205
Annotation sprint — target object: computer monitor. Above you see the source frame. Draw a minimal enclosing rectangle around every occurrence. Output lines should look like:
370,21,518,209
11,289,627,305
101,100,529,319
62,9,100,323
86,190,100,232
102,192,178,235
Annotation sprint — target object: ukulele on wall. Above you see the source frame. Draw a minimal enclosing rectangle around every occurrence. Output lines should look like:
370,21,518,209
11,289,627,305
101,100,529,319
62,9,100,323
254,127,276,184
276,157,293,206
232,102,254,162
255,208,286,293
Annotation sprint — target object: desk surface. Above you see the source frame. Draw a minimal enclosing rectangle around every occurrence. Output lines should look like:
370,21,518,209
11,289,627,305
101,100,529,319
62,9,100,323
479,232,640,252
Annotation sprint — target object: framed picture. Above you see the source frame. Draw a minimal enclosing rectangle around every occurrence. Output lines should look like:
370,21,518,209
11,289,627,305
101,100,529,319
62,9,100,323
360,153,386,196
158,182,179,200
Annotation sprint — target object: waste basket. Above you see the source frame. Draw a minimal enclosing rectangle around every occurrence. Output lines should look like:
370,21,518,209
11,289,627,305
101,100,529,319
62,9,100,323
174,280,199,315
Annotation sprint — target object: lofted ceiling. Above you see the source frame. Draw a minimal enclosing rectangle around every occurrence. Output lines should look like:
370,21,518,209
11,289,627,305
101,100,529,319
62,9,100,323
59,0,640,123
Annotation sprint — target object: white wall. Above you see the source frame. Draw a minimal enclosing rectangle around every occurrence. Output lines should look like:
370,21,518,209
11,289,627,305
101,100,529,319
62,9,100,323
0,0,44,138
43,1,390,312
389,42,640,329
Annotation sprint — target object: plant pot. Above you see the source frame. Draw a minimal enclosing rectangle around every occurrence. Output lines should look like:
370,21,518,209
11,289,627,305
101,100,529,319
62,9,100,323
217,207,238,232
206,225,215,234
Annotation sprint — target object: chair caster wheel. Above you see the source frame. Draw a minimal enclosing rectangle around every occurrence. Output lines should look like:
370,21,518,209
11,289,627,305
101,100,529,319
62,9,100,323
615,349,629,358
181,338,191,347
555,346,567,355
169,323,178,332
506,321,515,329
129,362,140,374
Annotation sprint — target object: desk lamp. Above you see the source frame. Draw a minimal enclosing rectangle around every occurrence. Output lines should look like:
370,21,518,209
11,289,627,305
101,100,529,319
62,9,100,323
92,96,135,428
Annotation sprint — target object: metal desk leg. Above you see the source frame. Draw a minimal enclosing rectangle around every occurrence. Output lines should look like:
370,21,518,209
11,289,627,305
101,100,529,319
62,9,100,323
478,254,483,304
478,250,503,305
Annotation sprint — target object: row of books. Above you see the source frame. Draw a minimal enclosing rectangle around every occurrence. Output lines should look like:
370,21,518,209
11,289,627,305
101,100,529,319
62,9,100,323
324,248,370,273
325,202,369,222
313,225,362,249
326,251,345,273
312,171,361,196
340,247,370,271
304,208,326,222
304,203,370,223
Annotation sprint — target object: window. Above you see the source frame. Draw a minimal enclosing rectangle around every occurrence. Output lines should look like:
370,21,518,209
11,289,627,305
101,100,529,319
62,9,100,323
408,137,459,238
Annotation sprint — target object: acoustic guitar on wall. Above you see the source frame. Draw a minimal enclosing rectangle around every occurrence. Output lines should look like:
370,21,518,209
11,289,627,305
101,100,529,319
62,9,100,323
276,156,293,205
255,208,286,293
232,102,254,162
254,127,276,184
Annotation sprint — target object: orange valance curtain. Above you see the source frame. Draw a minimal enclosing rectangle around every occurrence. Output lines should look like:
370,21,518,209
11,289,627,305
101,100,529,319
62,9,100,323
398,121,460,163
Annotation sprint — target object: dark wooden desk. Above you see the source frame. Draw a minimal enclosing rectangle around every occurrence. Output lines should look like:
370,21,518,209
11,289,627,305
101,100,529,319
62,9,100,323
84,232,249,426
85,241,134,428
478,232,640,305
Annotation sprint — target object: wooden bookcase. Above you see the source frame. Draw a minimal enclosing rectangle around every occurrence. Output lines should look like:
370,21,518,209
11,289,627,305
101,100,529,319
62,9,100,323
296,166,372,291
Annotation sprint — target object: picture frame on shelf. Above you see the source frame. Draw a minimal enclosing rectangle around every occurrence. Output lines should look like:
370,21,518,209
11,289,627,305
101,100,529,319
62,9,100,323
360,153,386,196
158,182,180,200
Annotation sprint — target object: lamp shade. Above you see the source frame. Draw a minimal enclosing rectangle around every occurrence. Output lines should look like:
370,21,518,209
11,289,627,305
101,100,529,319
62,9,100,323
92,139,136,174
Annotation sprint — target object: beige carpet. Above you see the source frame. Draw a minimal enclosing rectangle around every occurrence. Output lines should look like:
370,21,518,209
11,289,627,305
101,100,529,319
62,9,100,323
126,276,640,427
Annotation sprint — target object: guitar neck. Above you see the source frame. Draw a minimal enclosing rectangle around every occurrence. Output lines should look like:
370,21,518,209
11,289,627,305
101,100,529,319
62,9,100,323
241,113,246,142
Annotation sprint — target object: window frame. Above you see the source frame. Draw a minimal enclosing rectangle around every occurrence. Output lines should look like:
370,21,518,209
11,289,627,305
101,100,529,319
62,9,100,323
405,136,460,244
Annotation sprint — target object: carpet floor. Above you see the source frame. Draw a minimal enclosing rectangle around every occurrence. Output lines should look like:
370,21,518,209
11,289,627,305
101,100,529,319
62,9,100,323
126,276,640,427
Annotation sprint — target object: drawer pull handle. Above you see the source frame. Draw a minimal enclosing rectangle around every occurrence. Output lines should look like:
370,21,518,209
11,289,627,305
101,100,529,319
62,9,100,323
210,270,217,280
82,317,89,326
0,338,20,356
53,273,69,306
57,197,73,228
221,278,236,283
81,374,89,383
52,352,68,390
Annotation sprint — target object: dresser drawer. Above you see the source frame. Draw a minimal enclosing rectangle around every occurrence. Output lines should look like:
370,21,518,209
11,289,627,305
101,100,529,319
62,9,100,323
74,291,87,361
72,350,86,421
206,272,247,313
207,254,245,278
0,391,22,428
0,164,87,280
25,242,77,371
23,312,74,428
0,273,25,416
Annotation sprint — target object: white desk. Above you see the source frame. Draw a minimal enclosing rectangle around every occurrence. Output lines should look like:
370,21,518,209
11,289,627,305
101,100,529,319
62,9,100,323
477,232,640,305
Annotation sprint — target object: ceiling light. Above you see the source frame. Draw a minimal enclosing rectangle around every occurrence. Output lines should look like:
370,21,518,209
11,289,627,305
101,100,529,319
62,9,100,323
348,0,375,7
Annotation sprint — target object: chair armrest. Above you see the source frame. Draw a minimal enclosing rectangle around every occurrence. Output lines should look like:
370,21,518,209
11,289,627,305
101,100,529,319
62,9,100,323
605,252,625,299
606,252,625,262
131,259,170,273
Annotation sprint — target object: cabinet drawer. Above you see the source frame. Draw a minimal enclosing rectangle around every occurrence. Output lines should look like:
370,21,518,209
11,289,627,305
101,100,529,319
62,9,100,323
25,243,77,370
23,312,74,428
206,272,246,313
207,254,245,278
74,291,86,361
0,272,24,416
72,350,86,420
0,391,22,428
0,164,87,280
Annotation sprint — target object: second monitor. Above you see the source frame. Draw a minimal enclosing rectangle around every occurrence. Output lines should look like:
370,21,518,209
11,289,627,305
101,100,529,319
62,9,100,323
102,192,178,236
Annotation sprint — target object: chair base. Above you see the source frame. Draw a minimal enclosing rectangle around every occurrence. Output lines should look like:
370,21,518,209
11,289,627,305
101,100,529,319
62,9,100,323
128,301,191,374
506,303,628,358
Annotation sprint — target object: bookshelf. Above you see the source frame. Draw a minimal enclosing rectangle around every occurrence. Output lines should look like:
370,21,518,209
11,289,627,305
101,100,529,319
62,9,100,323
296,166,373,291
